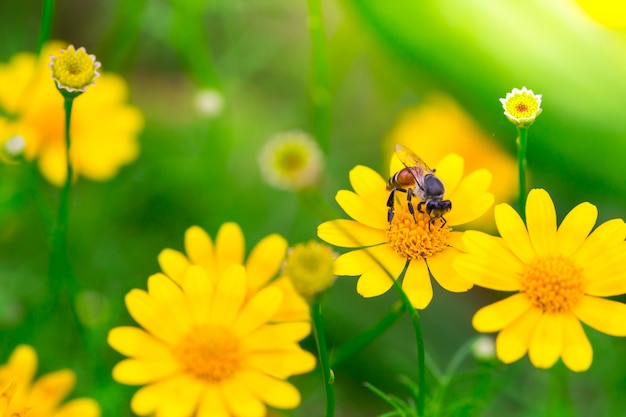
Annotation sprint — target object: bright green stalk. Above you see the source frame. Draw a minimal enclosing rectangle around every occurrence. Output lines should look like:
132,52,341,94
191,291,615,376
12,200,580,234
306,0,332,154
311,301,335,417
516,126,529,216
392,260,426,417
36,0,55,56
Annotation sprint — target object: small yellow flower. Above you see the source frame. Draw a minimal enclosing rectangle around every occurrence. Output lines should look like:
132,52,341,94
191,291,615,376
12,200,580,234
258,131,323,191
454,189,626,372
108,224,317,416
499,87,542,127
0,345,100,417
318,152,494,309
0,41,143,186
49,45,101,94
576,0,626,29
283,240,336,301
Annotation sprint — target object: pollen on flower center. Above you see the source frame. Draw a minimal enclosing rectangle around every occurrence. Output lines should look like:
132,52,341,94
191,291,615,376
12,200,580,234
386,202,450,260
520,256,585,313
505,95,539,118
172,325,244,382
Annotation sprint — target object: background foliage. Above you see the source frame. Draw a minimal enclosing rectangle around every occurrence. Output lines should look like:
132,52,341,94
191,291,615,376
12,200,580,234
2,0,626,416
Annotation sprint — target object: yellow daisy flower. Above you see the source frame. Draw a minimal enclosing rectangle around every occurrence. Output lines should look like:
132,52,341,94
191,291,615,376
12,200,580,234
49,45,101,94
0,345,100,417
317,151,494,309
108,265,316,416
454,188,626,372
157,223,310,322
499,86,542,127
283,240,336,301
0,41,143,186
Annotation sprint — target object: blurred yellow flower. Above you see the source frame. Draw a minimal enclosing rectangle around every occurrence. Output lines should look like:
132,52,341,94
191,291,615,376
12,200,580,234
49,45,100,94
576,0,626,29
283,240,336,301
318,152,493,309
384,93,517,216
0,41,143,186
499,86,542,127
109,263,316,416
455,189,626,372
258,130,323,191
158,223,311,322
0,345,100,417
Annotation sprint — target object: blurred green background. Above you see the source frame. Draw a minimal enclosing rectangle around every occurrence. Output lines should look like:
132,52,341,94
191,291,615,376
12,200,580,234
2,0,626,416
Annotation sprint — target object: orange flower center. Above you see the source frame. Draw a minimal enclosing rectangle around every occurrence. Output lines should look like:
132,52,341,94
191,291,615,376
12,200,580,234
386,201,450,260
172,325,244,382
520,256,585,313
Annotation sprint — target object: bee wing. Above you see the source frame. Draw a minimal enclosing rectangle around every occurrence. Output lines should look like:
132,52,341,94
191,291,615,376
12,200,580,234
395,144,434,174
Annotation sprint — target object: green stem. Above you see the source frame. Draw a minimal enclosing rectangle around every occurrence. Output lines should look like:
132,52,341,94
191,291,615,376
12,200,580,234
516,126,529,217
36,0,55,56
392,260,426,417
306,0,332,154
311,301,335,417
331,300,404,367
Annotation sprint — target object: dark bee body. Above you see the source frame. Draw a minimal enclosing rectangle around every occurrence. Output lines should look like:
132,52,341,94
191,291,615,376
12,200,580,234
386,144,452,228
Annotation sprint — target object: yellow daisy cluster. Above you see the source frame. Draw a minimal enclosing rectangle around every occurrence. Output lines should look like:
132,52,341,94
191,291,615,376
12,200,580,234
108,223,316,417
318,150,494,309
0,41,143,186
0,345,100,417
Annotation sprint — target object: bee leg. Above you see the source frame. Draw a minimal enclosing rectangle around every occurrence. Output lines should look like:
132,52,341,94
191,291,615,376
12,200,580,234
417,201,426,213
386,189,397,222
406,188,417,223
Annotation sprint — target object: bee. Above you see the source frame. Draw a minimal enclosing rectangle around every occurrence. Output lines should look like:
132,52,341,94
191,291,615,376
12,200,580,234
386,144,452,229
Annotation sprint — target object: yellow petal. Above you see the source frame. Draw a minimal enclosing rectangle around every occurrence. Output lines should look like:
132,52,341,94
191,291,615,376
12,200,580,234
182,265,214,325
221,377,266,417
350,164,387,196
334,249,377,276
197,385,230,417
336,189,388,230
247,347,316,378
583,242,626,296
124,289,186,344
447,169,494,226
572,295,626,336
446,231,465,251
428,248,473,292
243,322,312,350
154,374,204,417
245,234,286,291
29,369,75,413
265,276,311,322
210,265,247,327
238,370,301,409
147,273,193,333
147,272,183,302
561,314,593,372
472,293,532,333
54,398,101,417
215,222,245,275
525,189,557,257
555,202,597,257
434,153,464,193
528,313,564,369
185,225,215,272
108,326,173,360
157,249,189,286
6,345,37,386
495,307,542,364
495,203,535,263
112,359,180,385
573,218,626,266
231,286,284,336
454,254,521,292
356,267,395,298
401,259,432,309
317,219,386,248
130,382,161,415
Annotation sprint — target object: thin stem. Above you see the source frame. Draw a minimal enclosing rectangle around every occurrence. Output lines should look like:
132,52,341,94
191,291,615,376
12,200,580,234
311,301,335,417
306,0,332,154
392,260,426,417
36,0,55,56
331,300,404,367
516,126,529,217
